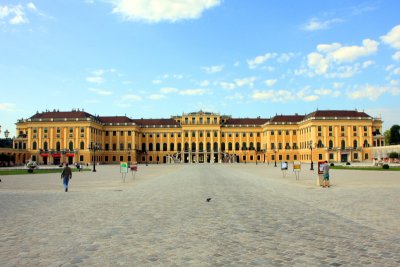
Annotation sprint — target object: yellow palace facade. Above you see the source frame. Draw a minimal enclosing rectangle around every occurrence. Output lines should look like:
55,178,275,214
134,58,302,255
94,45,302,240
13,109,384,166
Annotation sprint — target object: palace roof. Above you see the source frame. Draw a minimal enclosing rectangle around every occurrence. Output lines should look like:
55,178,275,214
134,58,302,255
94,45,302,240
270,115,305,123
132,118,180,126
304,110,371,119
30,110,94,119
224,118,269,126
98,116,134,124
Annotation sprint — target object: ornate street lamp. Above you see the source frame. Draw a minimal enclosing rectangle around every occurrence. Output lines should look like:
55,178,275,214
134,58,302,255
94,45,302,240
4,129,10,138
89,143,101,172
274,149,277,167
309,140,314,170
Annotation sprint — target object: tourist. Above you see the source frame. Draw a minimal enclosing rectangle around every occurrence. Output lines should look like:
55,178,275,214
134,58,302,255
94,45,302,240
61,163,72,192
323,160,330,188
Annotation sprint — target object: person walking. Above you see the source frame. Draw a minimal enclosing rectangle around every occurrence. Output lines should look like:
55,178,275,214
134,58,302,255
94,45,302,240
322,160,330,188
61,163,72,192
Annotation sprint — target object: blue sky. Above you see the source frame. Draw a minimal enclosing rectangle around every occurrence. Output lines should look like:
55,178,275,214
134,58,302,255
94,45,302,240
1,0,400,137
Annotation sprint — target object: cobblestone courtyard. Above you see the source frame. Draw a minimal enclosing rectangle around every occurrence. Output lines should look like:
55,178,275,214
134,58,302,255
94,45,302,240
1,164,400,266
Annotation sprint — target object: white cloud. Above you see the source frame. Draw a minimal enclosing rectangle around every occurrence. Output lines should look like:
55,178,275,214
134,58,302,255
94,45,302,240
88,88,112,96
265,79,277,87
160,87,178,94
179,89,208,95
347,84,400,100
122,94,142,101
329,39,379,63
296,89,319,102
148,94,165,100
152,79,162,84
26,2,37,12
307,52,329,74
199,80,209,87
220,82,236,90
247,53,277,69
0,103,16,111
0,4,28,25
225,93,244,101
314,88,341,97
252,90,295,102
393,68,400,75
301,17,343,31
362,60,374,69
234,77,256,87
92,69,105,76
233,61,240,67
392,51,400,61
277,53,295,63
381,24,400,49
202,65,224,74
86,76,104,84
333,82,343,89
110,0,221,23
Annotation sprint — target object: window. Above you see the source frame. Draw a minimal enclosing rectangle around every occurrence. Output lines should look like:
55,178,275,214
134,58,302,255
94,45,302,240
236,133,239,138
286,130,289,135
163,133,167,138
120,156,124,162
207,132,211,138
120,131,124,136
113,131,116,136
128,131,132,136
222,133,225,137
278,130,282,135
329,140,333,148
120,143,124,150
80,141,84,150
192,118,195,124
128,143,132,149
170,143,175,151
200,118,203,124
257,132,260,137
243,133,246,137
329,153,334,160
279,155,282,160
171,133,174,137
214,117,217,124
365,153,369,160
271,143,275,149
271,130,274,135
32,141,37,150
113,144,117,151
318,126,322,131
250,133,253,137
200,132,203,138
319,154,323,160
353,140,358,149
214,132,217,138
69,141,73,151
112,156,116,162
293,130,296,135
192,132,195,138
185,118,188,124
156,143,160,151
105,144,110,151
185,132,189,138
235,142,240,150
44,128,49,134
278,143,282,149
286,155,290,160
228,142,232,150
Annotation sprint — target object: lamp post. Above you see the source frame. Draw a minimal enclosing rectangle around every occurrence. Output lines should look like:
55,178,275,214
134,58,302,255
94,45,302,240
274,149,277,167
4,129,10,138
309,141,314,170
145,150,148,166
89,143,100,172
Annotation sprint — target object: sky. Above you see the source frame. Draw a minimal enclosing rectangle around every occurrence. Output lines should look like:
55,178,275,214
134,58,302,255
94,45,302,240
1,0,400,137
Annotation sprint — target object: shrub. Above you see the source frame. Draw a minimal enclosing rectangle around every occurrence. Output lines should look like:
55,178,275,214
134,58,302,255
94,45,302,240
382,164,389,169
27,169,34,173
346,162,351,165
330,163,334,167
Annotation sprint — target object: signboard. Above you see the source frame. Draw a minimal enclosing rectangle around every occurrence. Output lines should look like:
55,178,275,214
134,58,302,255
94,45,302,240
120,162,128,173
281,161,288,170
318,161,325,174
293,162,301,172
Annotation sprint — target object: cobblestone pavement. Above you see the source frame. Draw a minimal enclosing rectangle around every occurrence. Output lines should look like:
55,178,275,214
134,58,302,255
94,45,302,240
1,164,400,266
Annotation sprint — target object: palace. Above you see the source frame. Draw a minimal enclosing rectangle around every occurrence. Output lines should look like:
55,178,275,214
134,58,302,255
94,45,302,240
12,109,384,166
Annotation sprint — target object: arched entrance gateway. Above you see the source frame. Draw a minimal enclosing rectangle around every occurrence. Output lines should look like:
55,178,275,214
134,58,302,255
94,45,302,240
11,109,384,165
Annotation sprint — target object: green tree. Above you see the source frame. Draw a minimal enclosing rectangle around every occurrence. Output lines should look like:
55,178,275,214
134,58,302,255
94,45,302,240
384,129,391,145
389,124,400,145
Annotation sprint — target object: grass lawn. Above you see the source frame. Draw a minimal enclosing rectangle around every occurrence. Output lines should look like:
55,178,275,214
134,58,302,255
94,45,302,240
0,168,90,175
331,165,400,171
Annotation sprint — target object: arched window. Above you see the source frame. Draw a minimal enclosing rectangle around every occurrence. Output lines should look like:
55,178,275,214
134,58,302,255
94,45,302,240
142,143,146,152
149,143,153,151
329,140,333,149
192,142,196,152
353,140,358,149
43,141,48,151
228,142,232,151
249,142,254,150
206,142,211,152
163,143,167,151
69,141,73,151
32,141,37,150
80,141,84,150
199,142,204,152
221,142,226,151
341,140,346,150
184,142,189,151
170,143,174,151
156,143,160,151
213,142,218,152
177,143,182,151
242,142,247,150
257,142,261,151
363,140,368,147
317,140,323,148
235,142,240,150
